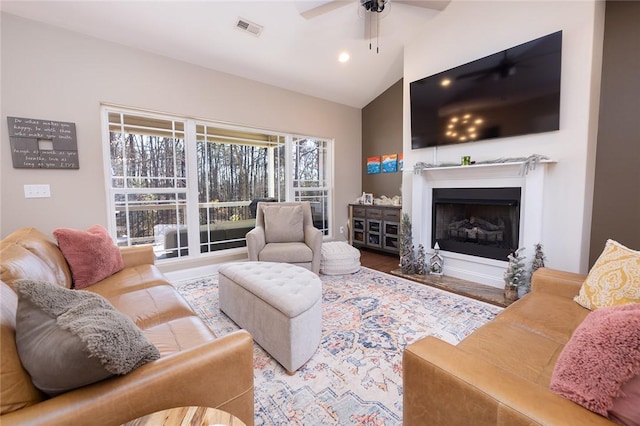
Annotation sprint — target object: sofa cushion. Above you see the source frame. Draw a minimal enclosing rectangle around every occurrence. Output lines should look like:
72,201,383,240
53,225,124,289
14,279,160,396
574,239,640,310
549,303,640,417
143,317,217,357
91,283,197,330
493,292,589,344
263,205,304,243
457,319,565,386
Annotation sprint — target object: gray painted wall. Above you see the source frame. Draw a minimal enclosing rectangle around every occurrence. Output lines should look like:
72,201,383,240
589,0,640,264
361,79,403,199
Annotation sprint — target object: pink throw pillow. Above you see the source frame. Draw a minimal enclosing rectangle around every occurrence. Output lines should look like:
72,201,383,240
550,303,640,419
610,373,640,426
53,225,124,289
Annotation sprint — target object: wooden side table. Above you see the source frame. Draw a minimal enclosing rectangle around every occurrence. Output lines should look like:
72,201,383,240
123,406,246,426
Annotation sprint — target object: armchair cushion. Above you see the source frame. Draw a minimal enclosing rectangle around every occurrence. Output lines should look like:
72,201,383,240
53,225,124,289
259,242,313,263
263,205,304,244
14,279,160,396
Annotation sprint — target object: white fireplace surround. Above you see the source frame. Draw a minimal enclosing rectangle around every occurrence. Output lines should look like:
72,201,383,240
411,160,555,289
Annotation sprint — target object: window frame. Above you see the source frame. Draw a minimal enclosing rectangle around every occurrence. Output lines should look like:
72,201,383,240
101,105,334,263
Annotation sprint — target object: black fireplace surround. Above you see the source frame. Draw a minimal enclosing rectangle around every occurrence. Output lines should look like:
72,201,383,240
432,187,521,261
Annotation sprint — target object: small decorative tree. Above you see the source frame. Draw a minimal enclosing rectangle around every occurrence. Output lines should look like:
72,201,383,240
524,243,546,294
530,243,546,276
399,213,415,275
415,244,426,275
504,247,526,301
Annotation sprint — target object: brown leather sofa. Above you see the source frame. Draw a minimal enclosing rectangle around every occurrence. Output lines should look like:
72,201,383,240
1,227,254,426
403,267,615,426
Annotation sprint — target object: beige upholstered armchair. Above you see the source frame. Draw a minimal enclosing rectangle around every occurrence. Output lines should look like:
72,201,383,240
246,201,323,274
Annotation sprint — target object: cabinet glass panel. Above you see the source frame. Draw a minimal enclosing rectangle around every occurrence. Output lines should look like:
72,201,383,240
384,222,399,235
367,220,381,233
368,233,381,247
353,218,365,231
353,230,365,244
384,236,399,250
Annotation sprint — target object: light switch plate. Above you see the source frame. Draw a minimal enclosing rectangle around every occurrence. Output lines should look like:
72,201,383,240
24,184,51,198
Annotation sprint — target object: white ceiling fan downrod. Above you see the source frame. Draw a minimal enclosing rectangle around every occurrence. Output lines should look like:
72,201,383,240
364,0,386,53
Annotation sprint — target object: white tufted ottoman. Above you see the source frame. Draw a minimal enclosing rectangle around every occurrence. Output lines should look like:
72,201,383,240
218,261,322,374
320,241,361,275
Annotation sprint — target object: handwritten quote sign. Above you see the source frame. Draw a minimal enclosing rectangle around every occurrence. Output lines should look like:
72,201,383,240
7,116,79,169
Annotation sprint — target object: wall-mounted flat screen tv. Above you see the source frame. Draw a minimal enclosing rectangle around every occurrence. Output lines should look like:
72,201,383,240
410,31,562,149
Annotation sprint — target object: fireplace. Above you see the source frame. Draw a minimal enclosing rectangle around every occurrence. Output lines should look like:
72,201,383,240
432,187,521,261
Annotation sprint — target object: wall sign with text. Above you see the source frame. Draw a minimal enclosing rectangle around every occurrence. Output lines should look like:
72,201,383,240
7,116,79,169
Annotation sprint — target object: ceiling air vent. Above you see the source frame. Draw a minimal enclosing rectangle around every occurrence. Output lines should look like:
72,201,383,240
235,18,263,37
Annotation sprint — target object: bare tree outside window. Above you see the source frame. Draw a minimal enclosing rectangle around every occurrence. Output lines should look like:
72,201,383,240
105,108,331,261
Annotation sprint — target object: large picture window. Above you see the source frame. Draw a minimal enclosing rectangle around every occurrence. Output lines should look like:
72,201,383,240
103,106,332,262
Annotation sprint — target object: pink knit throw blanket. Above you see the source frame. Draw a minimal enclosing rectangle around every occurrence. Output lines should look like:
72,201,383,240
550,303,640,416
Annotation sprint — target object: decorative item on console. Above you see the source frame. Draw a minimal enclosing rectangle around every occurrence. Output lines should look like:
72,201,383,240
374,195,401,206
353,193,401,206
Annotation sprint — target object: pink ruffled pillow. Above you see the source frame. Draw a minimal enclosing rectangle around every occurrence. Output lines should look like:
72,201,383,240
550,303,640,423
53,225,124,289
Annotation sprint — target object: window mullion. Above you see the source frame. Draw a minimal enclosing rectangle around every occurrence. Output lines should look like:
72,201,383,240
185,119,201,258
285,136,294,201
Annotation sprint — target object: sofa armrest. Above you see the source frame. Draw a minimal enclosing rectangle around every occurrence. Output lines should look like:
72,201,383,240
304,225,323,274
119,245,155,268
0,330,255,426
531,267,585,299
403,336,613,426
246,227,265,261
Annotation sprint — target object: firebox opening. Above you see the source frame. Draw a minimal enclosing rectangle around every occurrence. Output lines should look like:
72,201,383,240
432,187,521,261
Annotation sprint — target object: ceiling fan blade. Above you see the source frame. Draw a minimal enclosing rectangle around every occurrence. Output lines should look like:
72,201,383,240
300,1,354,19
394,0,451,12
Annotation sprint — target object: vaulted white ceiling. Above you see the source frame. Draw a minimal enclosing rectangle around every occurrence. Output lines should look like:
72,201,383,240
1,0,445,108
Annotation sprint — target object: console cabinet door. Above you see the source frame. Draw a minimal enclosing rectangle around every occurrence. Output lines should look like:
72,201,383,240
349,204,400,254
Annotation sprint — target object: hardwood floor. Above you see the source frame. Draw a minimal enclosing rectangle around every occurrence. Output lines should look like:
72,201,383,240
358,248,400,274
357,247,510,308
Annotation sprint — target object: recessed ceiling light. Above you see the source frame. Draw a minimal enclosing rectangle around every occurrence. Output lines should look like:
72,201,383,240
440,78,451,87
338,52,350,63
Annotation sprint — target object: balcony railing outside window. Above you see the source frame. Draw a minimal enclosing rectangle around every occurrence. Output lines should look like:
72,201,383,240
104,107,333,261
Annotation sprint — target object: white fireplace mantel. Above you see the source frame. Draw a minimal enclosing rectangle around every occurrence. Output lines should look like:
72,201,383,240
411,160,556,288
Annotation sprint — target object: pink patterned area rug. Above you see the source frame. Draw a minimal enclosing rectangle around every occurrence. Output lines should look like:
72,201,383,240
173,267,501,425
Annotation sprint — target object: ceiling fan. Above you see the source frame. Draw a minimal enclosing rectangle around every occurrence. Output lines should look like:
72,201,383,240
300,0,451,52
300,0,451,20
